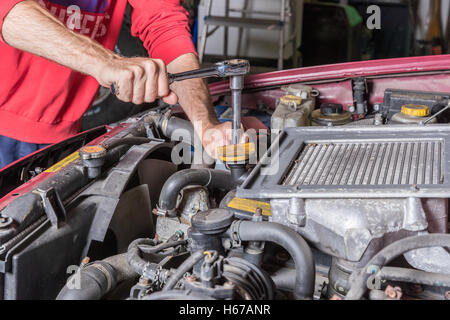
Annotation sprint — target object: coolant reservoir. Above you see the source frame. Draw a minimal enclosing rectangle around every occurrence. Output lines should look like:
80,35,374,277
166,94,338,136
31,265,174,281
391,104,437,124
271,84,317,131
311,103,353,126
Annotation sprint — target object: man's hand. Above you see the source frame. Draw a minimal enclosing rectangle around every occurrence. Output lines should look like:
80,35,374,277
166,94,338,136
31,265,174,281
167,53,245,160
201,121,246,159
96,56,178,105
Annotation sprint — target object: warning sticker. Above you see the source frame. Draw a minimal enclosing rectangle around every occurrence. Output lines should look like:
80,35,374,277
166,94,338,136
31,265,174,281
45,152,79,173
227,197,271,216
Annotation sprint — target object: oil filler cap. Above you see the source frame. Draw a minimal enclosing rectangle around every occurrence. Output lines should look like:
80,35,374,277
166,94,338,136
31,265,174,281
217,142,255,163
401,104,429,117
191,209,235,235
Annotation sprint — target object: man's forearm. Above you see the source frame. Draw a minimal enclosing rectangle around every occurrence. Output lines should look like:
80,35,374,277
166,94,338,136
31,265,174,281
2,0,113,83
167,53,220,135
2,0,174,105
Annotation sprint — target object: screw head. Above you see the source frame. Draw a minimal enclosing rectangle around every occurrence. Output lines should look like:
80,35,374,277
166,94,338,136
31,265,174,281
445,291,450,300
81,256,90,265
385,285,402,300
184,275,197,283
0,216,13,228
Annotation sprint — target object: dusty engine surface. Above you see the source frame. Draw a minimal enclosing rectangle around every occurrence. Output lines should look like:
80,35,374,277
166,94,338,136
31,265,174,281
0,71,450,301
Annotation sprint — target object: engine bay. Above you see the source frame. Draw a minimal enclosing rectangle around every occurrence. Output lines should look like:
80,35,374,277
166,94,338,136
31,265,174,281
0,58,450,301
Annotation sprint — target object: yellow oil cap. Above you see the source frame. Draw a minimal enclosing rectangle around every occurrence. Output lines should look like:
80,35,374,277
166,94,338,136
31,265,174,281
217,142,255,162
401,104,429,117
280,95,302,106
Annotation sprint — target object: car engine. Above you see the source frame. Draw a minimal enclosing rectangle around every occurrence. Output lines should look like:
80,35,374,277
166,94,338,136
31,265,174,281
0,60,449,301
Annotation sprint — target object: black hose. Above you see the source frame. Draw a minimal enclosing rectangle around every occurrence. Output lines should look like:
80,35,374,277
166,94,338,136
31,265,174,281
271,267,297,292
141,290,215,300
161,116,215,167
163,250,206,291
163,117,196,142
103,137,154,150
56,253,136,300
236,221,315,300
378,266,450,288
127,238,159,276
345,234,450,300
158,169,235,217
139,239,187,255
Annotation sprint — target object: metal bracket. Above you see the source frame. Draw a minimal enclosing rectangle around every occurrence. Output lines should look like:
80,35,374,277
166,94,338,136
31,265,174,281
35,188,66,228
229,220,242,248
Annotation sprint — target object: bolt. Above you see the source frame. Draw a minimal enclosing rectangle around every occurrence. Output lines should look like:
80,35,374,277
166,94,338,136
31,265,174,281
223,239,232,250
445,291,450,300
384,285,402,300
184,275,197,283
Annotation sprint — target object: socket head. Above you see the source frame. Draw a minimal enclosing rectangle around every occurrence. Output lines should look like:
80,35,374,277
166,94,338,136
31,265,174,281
215,59,250,77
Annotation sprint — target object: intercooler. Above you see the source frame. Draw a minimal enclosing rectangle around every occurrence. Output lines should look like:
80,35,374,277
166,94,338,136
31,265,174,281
235,125,450,270
238,125,450,199
282,140,443,186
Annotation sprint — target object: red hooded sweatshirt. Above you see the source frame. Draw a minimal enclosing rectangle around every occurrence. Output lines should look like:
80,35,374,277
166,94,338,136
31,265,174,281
0,0,196,144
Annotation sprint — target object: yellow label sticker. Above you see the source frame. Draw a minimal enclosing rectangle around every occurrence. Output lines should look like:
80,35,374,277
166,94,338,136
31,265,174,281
45,152,79,173
227,197,271,216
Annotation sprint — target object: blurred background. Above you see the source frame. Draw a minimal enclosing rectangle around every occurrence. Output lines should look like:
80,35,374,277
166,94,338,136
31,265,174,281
83,0,450,129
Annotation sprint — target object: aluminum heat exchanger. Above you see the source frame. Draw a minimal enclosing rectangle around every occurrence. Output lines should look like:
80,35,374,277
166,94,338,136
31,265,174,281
236,125,450,270
239,125,450,198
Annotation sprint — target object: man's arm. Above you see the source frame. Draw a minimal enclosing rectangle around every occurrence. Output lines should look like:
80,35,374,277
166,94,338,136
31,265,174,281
167,53,233,157
1,0,177,105
129,0,235,157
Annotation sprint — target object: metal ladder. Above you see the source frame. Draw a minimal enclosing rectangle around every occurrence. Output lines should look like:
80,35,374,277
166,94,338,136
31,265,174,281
198,0,301,70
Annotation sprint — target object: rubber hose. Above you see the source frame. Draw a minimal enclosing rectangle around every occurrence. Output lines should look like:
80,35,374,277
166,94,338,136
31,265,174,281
271,267,297,292
163,117,196,141
56,253,136,300
127,238,159,276
378,266,450,288
163,250,205,291
345,234,450,300
237,221,315,300
158,169,235,217
142,290,215,300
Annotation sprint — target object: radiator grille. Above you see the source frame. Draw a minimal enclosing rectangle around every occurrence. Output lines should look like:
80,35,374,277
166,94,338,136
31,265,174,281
282,140,444,186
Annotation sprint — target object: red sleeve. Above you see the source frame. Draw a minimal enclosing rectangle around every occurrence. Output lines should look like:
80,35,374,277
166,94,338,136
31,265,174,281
0,0,26,43
128,0,197,65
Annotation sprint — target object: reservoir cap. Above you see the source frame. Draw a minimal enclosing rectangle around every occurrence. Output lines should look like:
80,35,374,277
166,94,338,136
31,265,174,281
401,104,429,117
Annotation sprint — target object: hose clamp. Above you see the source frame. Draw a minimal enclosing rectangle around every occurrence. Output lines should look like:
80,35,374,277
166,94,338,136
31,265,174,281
230,220,242,248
